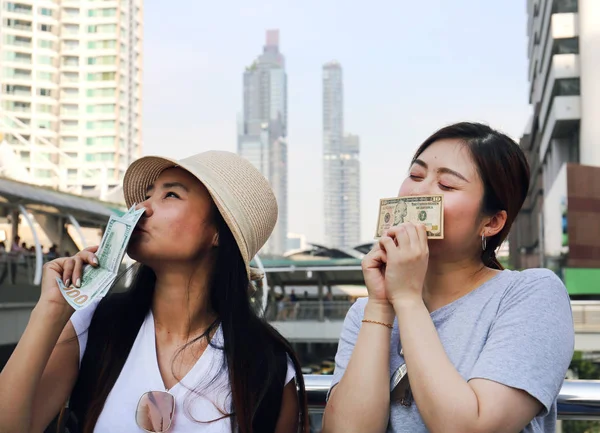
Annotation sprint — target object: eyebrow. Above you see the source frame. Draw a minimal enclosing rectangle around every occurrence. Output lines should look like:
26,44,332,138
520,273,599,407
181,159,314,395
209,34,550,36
412,159,470,183
145,182,190,194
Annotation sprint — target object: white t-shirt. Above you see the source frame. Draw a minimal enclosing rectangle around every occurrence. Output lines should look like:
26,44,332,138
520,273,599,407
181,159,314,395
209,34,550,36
71,298,296,433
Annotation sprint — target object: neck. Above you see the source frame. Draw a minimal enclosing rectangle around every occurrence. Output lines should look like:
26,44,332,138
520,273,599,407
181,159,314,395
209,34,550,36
423,256,499,312
151,259,217,338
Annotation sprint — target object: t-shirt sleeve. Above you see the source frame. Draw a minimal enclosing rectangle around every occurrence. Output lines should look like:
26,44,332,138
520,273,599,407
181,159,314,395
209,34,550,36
468,269,574,415
69,297,102,368
328,298,366,399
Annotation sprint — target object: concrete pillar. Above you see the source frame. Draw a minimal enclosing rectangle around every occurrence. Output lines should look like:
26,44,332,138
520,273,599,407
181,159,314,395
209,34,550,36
34,213,79,254
10,210,18,249
317,276,324,321
578,0,600,165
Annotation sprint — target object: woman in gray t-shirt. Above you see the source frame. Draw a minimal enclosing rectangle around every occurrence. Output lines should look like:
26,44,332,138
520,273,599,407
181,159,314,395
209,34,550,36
323,122,574,433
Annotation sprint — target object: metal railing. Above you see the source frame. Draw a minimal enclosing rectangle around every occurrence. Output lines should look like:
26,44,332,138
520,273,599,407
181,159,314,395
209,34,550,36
304,375,600,420
270,300,600,332
266,301,353,322
572,301,600,333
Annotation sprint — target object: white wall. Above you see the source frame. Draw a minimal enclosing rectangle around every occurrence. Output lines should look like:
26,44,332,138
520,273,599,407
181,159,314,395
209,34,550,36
579,0,600,165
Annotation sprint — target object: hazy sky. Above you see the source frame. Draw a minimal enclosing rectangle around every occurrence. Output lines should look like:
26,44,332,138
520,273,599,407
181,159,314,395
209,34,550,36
143,0,531,245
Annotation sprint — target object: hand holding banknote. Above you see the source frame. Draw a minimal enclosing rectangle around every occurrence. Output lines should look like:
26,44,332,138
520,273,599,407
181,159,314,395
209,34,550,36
39,246,100,316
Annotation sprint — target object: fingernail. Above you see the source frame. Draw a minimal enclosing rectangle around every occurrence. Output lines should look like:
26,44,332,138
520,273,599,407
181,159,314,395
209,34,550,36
65,279,70,287
76,278,81,288
92,256,99,265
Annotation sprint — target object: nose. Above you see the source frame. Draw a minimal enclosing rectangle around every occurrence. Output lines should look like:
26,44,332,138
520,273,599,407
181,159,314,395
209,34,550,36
136,199,153,217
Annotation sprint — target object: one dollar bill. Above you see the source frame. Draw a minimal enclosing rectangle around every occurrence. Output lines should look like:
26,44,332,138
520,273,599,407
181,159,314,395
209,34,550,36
57,205,145,310
375,195,444,239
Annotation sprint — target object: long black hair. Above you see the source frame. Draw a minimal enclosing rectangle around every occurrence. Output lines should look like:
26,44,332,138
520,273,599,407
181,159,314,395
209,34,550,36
72,208,308,433
412,122,531,269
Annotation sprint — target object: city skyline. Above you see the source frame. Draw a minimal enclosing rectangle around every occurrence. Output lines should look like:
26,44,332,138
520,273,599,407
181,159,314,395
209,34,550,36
141,0,530,245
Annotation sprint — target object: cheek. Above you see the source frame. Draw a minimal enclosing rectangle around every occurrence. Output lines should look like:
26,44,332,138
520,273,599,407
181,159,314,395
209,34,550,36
443,194,481,236
397,178,412,196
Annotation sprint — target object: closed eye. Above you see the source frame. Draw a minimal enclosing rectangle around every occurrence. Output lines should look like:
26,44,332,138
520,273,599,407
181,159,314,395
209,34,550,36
438,184,454,191
409,174,423,181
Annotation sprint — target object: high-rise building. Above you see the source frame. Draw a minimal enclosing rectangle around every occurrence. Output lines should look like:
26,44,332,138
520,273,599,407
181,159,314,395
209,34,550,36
238,29,287,255
0,0,143,200
510,0,600,295
323,61,360,248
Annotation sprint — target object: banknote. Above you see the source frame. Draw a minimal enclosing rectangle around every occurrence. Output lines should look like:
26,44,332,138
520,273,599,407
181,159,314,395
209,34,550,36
57,205,145,310
375,195,444,239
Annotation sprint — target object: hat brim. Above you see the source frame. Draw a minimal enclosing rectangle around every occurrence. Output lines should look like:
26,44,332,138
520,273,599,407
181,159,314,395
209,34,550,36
122,156,253,280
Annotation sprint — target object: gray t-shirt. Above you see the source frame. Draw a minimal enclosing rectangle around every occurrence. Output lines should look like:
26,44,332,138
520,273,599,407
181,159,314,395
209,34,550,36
330,268,574,432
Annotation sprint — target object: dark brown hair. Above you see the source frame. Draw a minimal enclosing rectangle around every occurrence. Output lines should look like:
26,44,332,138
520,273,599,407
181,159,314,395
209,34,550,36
412,122,530,269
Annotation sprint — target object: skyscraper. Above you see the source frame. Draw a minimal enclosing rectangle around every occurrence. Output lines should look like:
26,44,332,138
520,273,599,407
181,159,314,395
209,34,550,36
0,0,143,201
323,61,360,248
238,30,287,255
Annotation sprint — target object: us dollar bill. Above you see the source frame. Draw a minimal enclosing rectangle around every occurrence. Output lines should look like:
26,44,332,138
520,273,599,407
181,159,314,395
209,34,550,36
375,195,444,239
57,205,145,310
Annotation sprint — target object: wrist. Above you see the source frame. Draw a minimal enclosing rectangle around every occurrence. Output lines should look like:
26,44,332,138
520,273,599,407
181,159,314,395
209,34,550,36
32,301,73,327
391,296,424,313
365,299,396,324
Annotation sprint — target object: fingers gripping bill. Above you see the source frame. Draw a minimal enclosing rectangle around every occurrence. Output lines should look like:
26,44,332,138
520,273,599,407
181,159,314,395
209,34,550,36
375,195,444,239
56,205,145,310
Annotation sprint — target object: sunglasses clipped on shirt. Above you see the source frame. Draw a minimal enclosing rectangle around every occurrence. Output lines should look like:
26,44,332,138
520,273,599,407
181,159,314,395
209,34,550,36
136,390,176,433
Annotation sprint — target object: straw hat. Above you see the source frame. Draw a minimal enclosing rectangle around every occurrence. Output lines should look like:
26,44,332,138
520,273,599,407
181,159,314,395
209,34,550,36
122,151,278,280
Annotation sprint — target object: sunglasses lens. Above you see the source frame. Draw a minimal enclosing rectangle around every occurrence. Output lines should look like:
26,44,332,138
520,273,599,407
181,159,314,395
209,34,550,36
136,391,175,433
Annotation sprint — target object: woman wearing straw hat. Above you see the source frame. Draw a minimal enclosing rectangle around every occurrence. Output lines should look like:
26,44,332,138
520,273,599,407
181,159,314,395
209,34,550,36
0,151,308,433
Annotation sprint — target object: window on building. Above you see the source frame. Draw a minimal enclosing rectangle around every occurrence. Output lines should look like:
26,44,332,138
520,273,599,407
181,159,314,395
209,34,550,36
63,56,79,67
63,24,79,34
37,120,52,129
6,3,32,14
40,24,52,32
37,104,54,113
554,37,579,55
63,8,79,16
38,39,53,49
63,40,79,50
553,0,578,13
87,120,115,130
6,19,32,31
5,84,30,95
38,55,53,65
87,88,116,97
39,7,53,17
37,71,53,81
62,72,79,82
34,169,53,178
87,104,116,114
88,8,117,17
39,88,52,97
88,39,117,49
88,55,116,65
86,136,115,146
